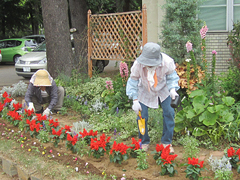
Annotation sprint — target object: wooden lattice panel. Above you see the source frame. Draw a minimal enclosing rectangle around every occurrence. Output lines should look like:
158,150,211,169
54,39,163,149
89,10,143,61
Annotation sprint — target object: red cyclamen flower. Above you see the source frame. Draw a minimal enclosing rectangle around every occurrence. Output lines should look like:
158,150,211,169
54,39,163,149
227,147,235,157
13,103,22,111
188,157,204,168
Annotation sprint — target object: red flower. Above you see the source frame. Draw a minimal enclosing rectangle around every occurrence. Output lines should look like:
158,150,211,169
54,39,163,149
227,147,235,157
13,103,22,111
236,148,240,160
188,157,204,168
52,128,63,136
36,113,47,122
0,103,5,112
79,128,98,138
26,119,42,132
156,144,164,152
24,109,35,116
7,110,22,121
2,91,9,98
110,141,131,155
67,134,78,146
4,97,12,104
49,118,60,128
63,125,72,133
131,137,141,150
90,133,110,152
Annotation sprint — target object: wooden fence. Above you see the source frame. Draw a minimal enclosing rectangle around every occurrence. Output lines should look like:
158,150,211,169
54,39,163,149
87,4,147,77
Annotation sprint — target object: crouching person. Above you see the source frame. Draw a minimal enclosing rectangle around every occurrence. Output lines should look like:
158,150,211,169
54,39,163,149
25,69,64,116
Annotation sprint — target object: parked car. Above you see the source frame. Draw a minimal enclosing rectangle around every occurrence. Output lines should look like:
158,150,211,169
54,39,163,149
15,41,47,78
22,35,45,44
0,50,2,62
0,38,37,63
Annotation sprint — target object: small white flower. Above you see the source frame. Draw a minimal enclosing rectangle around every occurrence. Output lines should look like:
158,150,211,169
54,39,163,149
185,59,191,62
75,167,79,172
11,130,14,132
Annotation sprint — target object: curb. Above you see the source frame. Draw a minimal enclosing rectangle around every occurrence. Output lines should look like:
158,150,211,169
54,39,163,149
0,156,42,180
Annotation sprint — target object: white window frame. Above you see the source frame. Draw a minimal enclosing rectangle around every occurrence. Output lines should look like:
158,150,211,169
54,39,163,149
199,0,240,32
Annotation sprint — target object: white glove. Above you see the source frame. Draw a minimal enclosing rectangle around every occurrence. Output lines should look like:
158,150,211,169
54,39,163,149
132,100,142,115
43,108,51,116
170,88,179,100
27,102,35,111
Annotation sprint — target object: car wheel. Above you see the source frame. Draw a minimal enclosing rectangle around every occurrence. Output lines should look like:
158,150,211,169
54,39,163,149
13,55,21,64
95,60,104,73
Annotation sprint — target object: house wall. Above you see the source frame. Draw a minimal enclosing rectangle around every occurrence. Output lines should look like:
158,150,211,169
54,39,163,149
143,0,231,74
205,33,231,74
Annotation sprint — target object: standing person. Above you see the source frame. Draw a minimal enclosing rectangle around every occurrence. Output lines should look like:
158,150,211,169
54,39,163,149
126,42,180,153
25,69,64,116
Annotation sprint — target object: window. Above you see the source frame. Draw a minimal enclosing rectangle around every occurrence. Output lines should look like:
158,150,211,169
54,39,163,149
199,0,240,31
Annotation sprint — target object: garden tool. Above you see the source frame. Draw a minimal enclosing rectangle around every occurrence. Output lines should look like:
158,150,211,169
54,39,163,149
138,111,145,135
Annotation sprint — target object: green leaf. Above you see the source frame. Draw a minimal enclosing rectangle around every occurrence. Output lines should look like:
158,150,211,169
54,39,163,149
222,96,235,106
192,127,207,136
186,109,196,119
167,166,174,174
189,90,205,98
199,111,217,126
192,95,209,114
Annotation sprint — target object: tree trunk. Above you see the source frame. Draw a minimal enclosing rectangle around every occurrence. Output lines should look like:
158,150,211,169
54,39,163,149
41,0,74,78
69,0,88,73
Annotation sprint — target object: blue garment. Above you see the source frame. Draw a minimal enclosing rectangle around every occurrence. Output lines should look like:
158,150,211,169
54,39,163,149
137,96,175,145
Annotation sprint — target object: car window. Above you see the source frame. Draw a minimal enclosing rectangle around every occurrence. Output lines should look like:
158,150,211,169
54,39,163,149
16,40,22,46
33,42,46,52
25,40,37,47
6,40,16,48
0,41,5,48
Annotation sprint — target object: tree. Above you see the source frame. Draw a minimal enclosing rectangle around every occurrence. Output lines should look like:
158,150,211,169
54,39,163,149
41,0,74,78
160,0,203,64
69,0,88,72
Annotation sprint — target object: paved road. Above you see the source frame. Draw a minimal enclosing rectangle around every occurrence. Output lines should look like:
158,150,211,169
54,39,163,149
0,61,119,88
0,63,29,88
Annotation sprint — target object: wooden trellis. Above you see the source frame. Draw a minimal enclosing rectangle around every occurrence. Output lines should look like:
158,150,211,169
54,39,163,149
87,4,147,77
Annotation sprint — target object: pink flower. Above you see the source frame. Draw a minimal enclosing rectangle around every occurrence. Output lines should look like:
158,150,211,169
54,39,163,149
200,25,208,39
186,41,192,53
49,149,52,153
119,61,129,78
105,80,113,90
212,50,217,55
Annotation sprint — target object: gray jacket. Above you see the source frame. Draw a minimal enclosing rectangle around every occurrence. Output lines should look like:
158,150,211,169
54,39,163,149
25,80,58,110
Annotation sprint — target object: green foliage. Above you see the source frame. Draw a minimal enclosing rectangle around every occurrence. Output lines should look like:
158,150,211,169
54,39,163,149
88,109,138,140
214,170,233,180
175,89,237,145
136,149,149,170
227,20,240,70
180,135,200,159
148,108,163,143
37,129,50,143
101,74,131,114
219,66,240,102
160,0,203,64
185,164,204,180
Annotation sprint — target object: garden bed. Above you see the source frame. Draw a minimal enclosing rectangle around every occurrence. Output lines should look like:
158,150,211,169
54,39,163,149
1,97,240,180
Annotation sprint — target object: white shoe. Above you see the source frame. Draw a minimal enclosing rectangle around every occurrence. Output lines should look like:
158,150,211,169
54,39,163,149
141,144,149,152
162,144,174,154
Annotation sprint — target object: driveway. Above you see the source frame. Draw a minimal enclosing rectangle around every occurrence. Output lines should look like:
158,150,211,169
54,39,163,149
0,61,119,88
0,64,29,88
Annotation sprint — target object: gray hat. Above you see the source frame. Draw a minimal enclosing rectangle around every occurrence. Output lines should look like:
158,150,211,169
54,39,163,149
136,42,162,66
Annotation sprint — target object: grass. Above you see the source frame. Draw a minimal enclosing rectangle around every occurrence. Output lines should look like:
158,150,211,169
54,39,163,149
0,139,105,180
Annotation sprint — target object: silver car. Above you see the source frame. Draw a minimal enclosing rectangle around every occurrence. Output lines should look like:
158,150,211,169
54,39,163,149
15,41,47,78
0,49,2,62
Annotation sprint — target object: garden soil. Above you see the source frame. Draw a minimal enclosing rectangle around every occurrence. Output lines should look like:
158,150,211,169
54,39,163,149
0,96,239,179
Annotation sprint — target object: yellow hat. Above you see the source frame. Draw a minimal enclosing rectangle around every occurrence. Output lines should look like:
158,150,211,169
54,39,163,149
33,70,51,86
